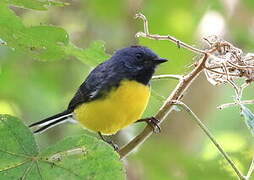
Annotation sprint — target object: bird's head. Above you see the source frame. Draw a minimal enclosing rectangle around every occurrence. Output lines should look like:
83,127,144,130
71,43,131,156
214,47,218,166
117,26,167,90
111,46,167,85
113,45,167,70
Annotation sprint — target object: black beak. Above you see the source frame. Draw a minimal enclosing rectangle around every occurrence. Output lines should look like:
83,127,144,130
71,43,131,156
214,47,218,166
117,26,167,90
153,57,168,64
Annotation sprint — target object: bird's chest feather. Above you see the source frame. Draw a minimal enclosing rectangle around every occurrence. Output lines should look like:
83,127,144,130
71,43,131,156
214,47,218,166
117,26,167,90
74,80,150,135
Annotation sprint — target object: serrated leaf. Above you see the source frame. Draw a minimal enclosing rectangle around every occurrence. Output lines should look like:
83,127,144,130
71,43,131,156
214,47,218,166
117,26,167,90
0,115,38,156
240,105,254,135
0,114,39,177
4,0,67,10
0,115,125,180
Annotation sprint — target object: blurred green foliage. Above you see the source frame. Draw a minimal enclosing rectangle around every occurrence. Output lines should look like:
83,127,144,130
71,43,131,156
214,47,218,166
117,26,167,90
4,0,67,10
0,2,108,64
1,0,254,179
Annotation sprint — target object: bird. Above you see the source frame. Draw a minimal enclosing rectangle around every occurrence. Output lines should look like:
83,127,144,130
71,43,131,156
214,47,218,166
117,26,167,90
29,45,167,149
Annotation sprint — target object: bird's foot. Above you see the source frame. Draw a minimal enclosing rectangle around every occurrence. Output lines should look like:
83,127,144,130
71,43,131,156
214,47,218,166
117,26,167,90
106,140,119,151
136,117,161,133
98,132,119,151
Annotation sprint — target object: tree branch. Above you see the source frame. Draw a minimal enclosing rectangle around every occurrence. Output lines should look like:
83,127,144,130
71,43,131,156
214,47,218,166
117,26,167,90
117,13,254,180
118,54,208,158
118,13,209,159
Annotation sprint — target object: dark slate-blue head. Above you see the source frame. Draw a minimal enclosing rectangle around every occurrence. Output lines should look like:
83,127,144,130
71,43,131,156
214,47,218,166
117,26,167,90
112,46,167,85
113,45,167,70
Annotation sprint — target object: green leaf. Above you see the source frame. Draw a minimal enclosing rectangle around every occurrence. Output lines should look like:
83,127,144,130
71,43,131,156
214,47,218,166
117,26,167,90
0,2,108,65
40,136,125,180
0,115,39,179
240,105,254,135
65,41,110,66
0,4,67,61
3,0,67,10
0,115,125,180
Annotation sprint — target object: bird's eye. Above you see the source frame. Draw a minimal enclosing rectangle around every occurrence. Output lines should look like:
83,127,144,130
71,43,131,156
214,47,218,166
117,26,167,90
136,53,143,59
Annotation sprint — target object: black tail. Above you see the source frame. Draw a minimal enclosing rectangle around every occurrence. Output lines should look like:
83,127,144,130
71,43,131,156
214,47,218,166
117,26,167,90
29,110,73,133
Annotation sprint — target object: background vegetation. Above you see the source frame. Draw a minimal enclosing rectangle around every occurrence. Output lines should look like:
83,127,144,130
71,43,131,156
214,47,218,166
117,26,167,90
1,0,254,179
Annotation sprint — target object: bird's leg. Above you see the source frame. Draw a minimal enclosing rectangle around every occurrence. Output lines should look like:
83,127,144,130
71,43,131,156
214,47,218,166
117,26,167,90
98,132,119,151
136,117,161,133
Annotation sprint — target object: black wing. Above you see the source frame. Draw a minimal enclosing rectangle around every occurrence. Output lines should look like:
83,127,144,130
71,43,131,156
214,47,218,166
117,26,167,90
67,60,123,110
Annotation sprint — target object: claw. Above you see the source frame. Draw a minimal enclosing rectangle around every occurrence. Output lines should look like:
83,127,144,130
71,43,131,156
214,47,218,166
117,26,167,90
136,117,161,133
108,141,119,151
148,117,161,133
98,132,119,151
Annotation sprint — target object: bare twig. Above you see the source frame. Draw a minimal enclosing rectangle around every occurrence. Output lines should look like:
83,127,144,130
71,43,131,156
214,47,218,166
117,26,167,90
205,67,240,77
222,62,240,97
134,13,149,35
239,83,250,99
218,100,254,109
152,74,183,80
135,13,206,55
246,156,254,179
172,101,245,180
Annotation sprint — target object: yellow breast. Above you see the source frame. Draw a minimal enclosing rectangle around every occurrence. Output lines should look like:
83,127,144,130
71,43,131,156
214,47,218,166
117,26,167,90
74,80,150,135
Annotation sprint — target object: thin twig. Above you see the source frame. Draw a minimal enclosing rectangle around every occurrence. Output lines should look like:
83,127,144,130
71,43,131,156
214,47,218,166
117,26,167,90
217,100,254,109
222,63,241,98
135,13,206,55
239,83,250,99
205,67,240,77
136,32,206,55
135,13,149,35
227,61,254,70
152,74,183,80
246,156,254,179
172,101,245,180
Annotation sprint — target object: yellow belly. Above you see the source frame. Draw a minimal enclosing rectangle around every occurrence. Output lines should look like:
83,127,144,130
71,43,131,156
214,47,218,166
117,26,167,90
74,80,150,135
